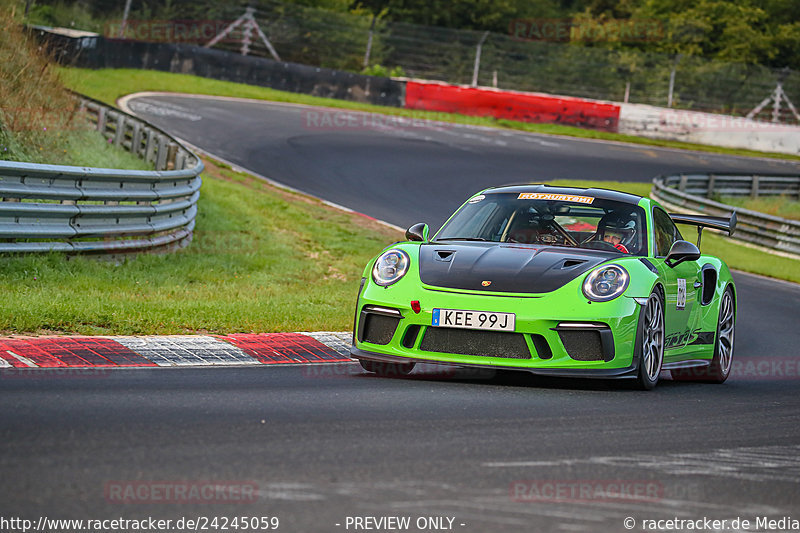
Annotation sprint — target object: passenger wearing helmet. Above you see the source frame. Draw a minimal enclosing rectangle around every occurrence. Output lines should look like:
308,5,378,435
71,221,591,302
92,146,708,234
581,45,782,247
595,212,636,253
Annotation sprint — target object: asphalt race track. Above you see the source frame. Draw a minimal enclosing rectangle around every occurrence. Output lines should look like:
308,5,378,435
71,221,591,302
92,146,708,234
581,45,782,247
1,95,799,533
125,94,799,230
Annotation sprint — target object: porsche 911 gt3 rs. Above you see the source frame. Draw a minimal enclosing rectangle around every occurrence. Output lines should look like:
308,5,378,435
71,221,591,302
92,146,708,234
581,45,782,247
350,185,737,390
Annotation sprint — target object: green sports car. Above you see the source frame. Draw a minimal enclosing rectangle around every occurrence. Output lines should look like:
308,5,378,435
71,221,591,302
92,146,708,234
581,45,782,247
350,185,737,390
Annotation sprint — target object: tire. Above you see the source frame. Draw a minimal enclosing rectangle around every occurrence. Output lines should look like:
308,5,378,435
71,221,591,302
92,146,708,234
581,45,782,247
359,359,415,377
634,289,665,390
671,287,735,383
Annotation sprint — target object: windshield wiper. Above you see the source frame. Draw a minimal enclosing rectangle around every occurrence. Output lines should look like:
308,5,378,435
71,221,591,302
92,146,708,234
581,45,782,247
435,237,488,242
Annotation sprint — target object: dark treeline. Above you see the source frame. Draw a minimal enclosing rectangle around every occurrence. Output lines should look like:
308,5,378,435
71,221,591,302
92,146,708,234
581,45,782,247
25,0,800,118
29,0,800,68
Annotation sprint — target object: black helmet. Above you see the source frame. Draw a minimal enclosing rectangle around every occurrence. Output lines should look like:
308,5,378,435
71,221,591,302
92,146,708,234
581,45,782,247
598,212,637,248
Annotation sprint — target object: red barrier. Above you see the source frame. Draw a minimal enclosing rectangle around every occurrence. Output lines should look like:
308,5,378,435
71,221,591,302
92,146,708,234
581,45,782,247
405,81,620,132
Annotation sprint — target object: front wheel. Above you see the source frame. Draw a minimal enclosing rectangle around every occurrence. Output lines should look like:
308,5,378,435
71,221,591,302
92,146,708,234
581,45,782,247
359,359,415,377
635,290,665,390
672,287,735,383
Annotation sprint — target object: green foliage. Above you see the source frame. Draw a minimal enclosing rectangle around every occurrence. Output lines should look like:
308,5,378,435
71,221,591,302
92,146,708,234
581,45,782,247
20,0,800,111
367,0,565,33
0,0,147,167
21,0,800,69
361,63,405,77
571,0,799,69
27,0,107,32
0,3,149,167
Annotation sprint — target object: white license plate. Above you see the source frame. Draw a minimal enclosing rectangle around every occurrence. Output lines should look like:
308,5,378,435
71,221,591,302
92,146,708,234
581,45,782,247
431,308,515,332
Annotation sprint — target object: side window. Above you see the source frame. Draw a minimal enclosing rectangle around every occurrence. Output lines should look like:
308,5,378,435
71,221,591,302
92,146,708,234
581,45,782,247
653,208,683,256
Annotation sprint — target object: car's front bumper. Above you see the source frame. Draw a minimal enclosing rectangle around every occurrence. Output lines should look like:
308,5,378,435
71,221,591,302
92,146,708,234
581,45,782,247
352,281,645,376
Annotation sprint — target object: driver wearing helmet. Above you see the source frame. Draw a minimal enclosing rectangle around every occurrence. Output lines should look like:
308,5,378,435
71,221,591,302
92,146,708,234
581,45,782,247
595,212,637,254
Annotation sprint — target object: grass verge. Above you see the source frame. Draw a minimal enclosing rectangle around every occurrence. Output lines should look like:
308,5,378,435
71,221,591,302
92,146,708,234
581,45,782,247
35,129,153,169
720,196,800,221
0,157,399,335
59,67,800,162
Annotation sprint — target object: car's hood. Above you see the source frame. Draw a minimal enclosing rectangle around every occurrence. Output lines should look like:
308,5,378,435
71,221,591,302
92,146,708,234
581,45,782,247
418,242,619,294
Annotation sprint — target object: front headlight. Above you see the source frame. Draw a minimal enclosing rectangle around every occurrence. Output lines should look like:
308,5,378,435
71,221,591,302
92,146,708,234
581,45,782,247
582,264,629,302
372,249,410,286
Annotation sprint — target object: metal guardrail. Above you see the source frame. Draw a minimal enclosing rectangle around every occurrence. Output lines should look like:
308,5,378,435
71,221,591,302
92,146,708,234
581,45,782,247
0,94,203,253
651,173,800,258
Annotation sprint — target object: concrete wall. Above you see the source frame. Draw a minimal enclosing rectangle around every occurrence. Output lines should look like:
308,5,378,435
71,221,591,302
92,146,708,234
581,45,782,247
37,31,405,108
619,103,800,156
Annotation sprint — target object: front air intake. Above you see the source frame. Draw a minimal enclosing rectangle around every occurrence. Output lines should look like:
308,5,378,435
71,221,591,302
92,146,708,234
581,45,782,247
552,323,614,362
420,327,531,359
557,330,605,361
360,313,400,345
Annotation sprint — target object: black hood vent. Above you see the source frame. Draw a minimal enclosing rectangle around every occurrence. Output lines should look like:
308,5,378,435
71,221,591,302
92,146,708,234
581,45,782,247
419,243,616,294
560,258,587,269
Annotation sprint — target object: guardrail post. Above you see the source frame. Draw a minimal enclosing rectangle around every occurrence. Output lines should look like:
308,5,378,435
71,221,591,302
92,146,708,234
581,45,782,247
751,175,760,199
145,130,156,163
707,174,716,198
114,115,126,147
156,137,168,170
678,174,688,192
166,143,178,170
131,123,142,157
96,107,107,132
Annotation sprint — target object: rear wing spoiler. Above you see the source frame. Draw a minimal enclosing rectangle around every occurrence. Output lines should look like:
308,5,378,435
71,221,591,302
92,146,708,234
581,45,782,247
670,212,737,247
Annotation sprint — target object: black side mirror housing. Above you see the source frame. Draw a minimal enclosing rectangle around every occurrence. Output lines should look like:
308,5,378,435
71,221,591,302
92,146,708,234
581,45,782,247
666,240,701,268
405,222,429,242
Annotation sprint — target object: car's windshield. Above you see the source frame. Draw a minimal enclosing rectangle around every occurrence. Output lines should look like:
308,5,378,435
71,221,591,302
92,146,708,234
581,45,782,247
434,192,647,255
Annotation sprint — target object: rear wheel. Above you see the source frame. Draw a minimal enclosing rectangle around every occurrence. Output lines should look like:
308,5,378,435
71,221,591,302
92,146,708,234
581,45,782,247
359,359,415,377
635,290,665,390
671,287,735,383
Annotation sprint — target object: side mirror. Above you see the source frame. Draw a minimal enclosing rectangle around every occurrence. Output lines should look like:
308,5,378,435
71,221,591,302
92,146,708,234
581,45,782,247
405,222,429,242
666,240,700,268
